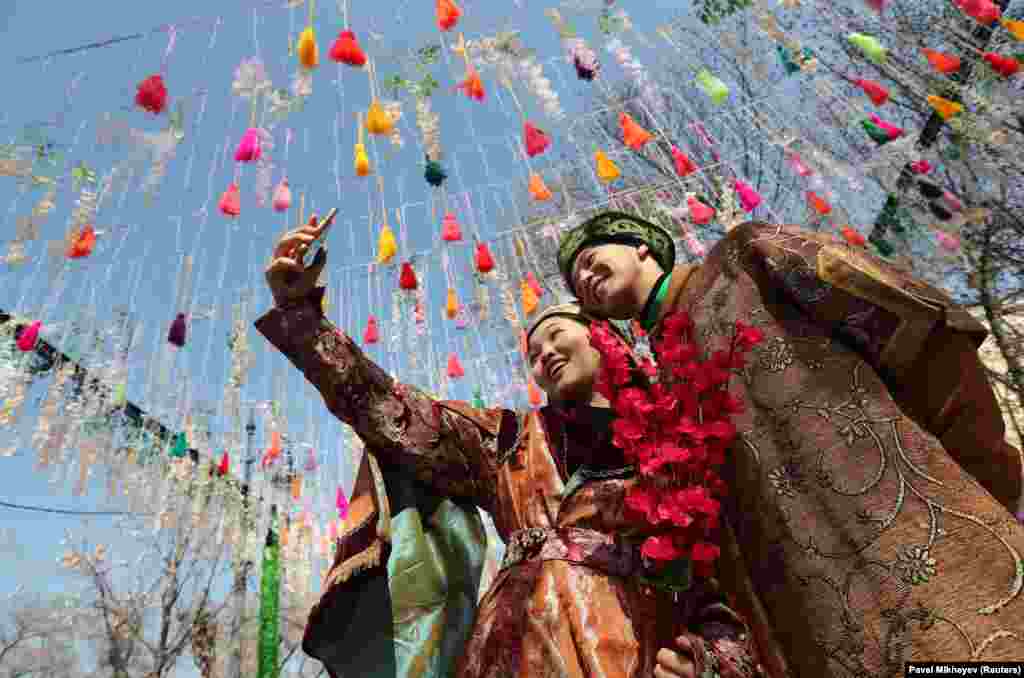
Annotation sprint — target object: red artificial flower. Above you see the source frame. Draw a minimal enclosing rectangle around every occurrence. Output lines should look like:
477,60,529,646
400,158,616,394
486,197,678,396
625,485,660,523
641,534,684,561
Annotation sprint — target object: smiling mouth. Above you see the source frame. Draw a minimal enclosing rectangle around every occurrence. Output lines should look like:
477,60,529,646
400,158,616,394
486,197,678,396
548,360,567,380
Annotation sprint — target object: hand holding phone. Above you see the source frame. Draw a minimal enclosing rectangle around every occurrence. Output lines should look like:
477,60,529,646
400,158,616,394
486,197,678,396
303,207,338,266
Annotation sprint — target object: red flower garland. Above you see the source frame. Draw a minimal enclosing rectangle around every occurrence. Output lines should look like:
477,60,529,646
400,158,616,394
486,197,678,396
589,312,763,578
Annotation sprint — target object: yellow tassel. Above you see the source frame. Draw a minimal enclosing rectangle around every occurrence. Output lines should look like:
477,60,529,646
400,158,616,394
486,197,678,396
927,95,963,120
354,143,371,176
1002,18,1024,40
446,288,459,319
297,27,319,69
377,223,397,263
595,151,620,183
366,100,394,135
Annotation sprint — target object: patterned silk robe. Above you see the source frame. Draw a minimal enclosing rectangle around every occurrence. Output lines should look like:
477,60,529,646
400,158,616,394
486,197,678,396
650,222,1024,677
255,292,759,678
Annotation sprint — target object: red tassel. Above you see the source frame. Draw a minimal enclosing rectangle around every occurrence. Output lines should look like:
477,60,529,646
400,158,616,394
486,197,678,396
16,320,41,352
446,353,465,379
66,225,96,259
329,30,368,66
523,122,551,157
168,313,187,347
399,262,418,290
436,0,461,31
855,78,889,105
671,146,697,176
983,52,1020,77
841,226,866,247
218,451,230,476
475,243,495,273
956,0,1001,24
135,74,168,115
364,315,379,344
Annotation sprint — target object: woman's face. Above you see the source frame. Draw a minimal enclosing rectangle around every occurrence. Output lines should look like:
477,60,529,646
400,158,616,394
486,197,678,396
527,317,602,404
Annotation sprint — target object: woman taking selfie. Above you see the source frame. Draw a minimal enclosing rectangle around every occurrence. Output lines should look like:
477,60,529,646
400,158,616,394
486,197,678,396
255,215,761,678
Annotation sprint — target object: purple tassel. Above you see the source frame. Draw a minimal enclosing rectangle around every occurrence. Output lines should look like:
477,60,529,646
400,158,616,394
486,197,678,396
168,313,187,347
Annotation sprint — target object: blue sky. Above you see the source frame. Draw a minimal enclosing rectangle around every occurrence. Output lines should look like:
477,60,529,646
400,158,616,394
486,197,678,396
0,0,706,625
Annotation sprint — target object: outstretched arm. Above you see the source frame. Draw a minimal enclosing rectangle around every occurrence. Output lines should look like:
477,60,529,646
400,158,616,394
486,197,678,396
255,286,514,511
728,221,1021,511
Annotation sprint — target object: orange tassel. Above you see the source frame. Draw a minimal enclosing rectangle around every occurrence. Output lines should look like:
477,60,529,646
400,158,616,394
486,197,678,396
291,474,302,500
66,225,96,259
922,48,961,74
619,112,653,150
528,172,553,201
457,67,485,101
446,288,459,319
807,191,832,215
521,281,539,315
527,380,543,407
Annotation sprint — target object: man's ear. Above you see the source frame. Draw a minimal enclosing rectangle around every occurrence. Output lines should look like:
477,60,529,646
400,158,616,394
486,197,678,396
636,243,650,260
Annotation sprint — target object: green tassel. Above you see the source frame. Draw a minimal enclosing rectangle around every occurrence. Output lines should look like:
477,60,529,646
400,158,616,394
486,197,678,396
170,432,188,458
861,120,891,145
424,157,447,187
472,388,484,409
257,513,282,678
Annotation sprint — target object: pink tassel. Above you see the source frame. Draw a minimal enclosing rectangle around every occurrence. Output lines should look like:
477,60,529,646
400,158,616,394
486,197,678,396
936,231,960,251
687,196,715,225
786,152,812,177
526,271,543,298
304,448,318,472
942,191,963,213
336,486,349,519
447,353,465,379
441,212,463,241
16,320,41,352
869,114,904,140
683,230,706,257
910,160,932,174
234,128,262,163
272,178,292,212
671,146,698,176
734,179,762,212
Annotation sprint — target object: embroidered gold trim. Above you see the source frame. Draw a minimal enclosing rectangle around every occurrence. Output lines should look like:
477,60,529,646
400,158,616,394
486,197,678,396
324,539,384,589
366,452,392,541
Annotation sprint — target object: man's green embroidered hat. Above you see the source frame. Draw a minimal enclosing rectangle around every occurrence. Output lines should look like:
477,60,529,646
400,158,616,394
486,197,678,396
557,211,676,296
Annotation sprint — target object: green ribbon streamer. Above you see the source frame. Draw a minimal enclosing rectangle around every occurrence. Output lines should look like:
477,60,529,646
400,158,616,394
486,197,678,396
257,516,281,678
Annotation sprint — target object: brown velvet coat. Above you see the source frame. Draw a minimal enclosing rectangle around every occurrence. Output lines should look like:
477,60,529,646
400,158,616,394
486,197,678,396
653,222,1024,677
256,291,761,678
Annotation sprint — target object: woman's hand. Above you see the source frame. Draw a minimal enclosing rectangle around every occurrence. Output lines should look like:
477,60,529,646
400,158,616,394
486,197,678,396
265,213,335,308
655,635,697,678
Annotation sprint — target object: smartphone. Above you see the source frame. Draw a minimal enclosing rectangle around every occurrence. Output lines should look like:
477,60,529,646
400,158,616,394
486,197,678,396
303,207,338,266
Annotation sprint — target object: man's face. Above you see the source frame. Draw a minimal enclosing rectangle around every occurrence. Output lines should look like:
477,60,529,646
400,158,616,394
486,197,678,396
572,242,648,319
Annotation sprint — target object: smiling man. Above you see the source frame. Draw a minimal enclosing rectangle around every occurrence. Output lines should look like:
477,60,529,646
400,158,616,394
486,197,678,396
558,210,1024,677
